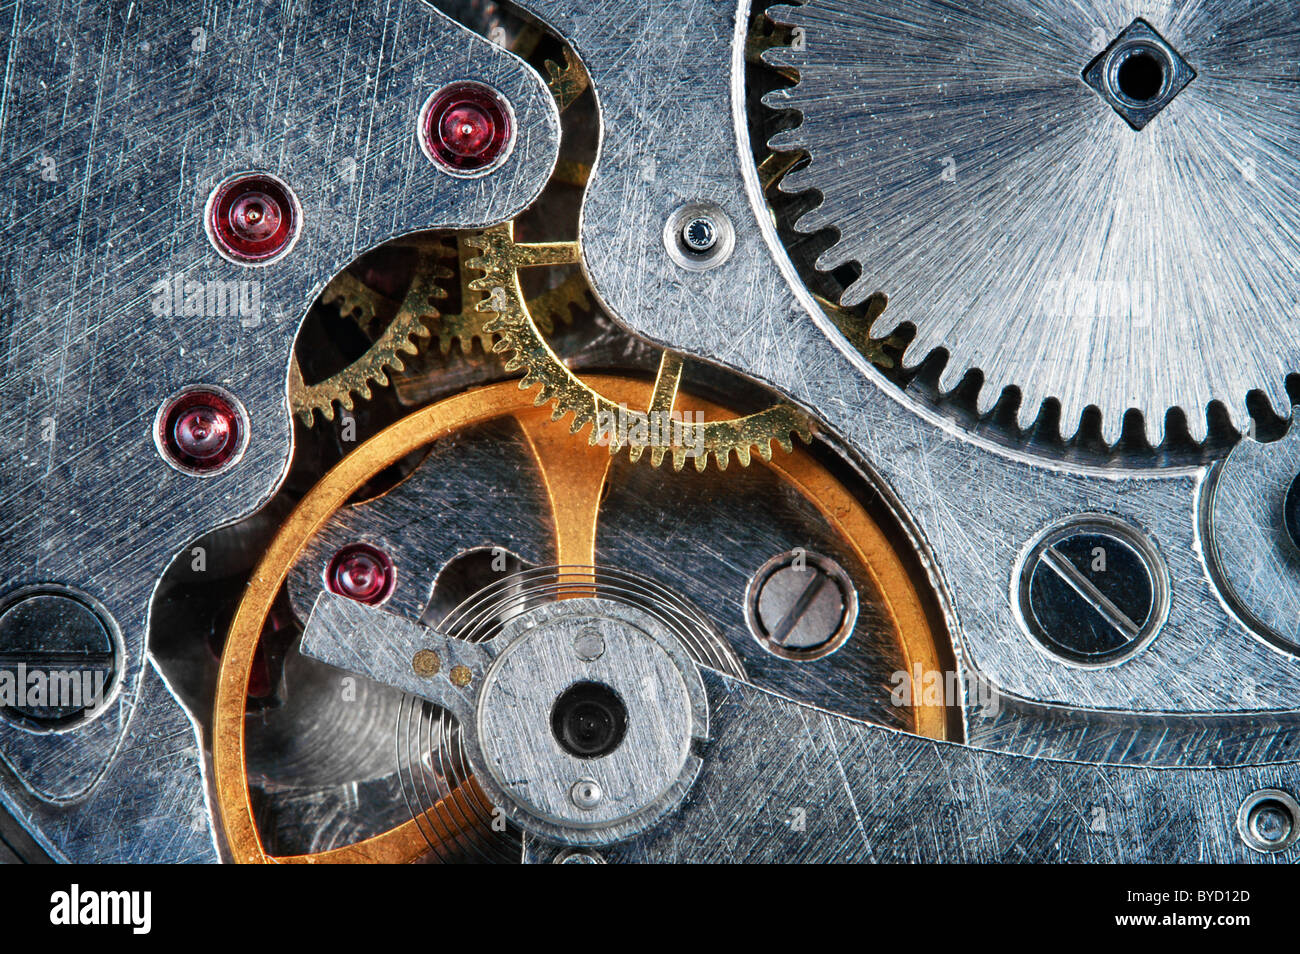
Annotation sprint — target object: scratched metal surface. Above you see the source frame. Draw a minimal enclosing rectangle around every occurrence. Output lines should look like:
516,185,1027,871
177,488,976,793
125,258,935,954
287,420,917,728
514,0,1300,714
552,670,1298,863
967,694,1300,768
766,0,1300,444
1205,420,1300,654
0,0,557,859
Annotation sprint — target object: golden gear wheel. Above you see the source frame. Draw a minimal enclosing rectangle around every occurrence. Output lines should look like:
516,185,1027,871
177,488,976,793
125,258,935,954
288,238,454,424
436,234,588,355
465,220,814,471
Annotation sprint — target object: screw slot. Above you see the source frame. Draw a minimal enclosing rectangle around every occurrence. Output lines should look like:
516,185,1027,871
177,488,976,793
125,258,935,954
0,586,121,731
1017,516,1168,666
745,550,859,661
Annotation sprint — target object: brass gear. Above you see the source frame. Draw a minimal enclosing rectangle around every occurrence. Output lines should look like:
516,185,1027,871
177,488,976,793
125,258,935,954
288,238,454,424
437,233,587,354
466,220,814,470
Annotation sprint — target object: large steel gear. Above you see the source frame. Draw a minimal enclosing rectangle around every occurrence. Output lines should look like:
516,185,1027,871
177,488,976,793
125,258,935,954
466,221,814,470
763,0,1300,444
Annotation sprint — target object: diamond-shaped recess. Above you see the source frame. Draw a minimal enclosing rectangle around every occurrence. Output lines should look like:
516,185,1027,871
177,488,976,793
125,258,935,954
1083,18,1196,131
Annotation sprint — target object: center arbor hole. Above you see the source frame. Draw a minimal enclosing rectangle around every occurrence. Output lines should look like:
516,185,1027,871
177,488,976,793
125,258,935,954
1117,50,1165,102
551,681,627,759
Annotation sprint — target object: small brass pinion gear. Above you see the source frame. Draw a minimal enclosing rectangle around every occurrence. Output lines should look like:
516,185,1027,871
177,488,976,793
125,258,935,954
466,221,813,471
288,238,453,425
287,233,593,425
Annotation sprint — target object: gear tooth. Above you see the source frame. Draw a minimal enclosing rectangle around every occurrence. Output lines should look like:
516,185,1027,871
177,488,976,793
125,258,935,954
766,126,807,155
670,446,688,471
735,445,753,468
766,3,805,26
761,46,801,72
761,86,797,111
503,354,526,373
627,444,645,463
1147,409,1171,448
779,162,819,197
974,381,1002,417
776,434,794,455
758,440,775,462
1260,379,1292,425
1186,405,1211,445
933,354,967,396
319,403,337,423
532,387,551,406
694,450,711,473
1016,397,1044,434
1100,408,1128,447
649,446,667,468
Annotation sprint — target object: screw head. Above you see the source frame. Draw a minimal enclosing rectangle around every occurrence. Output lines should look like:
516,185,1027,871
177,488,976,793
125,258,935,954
745,550,858,661
570,778,603,810
0,587,119,729
1237,789,1299,853
1019,517,1166,665
449,664,473,688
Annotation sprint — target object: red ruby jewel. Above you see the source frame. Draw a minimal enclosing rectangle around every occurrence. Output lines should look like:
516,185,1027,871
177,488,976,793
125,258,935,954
207,173,298,262
421,82,513,173
159,388,243,473
326,544,395,605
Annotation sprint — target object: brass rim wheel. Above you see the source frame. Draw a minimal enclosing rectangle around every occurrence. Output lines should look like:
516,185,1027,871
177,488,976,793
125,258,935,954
213,376,951,863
